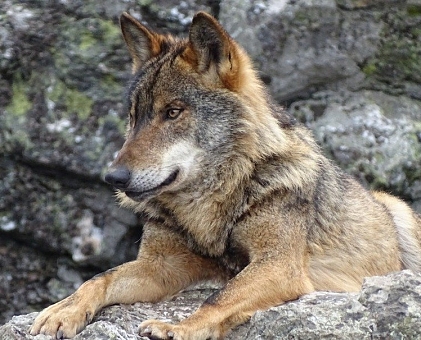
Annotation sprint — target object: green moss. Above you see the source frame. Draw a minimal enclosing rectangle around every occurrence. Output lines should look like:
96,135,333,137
404,165,421,184
78,19,119,51
0,110,32,153
6,127,33,151
362,62,377,76
100,74,122,101
138,0,153,6
368,166,389,190
413,122,421,133
6,78,32,116
100,19,120,41
294,6,337,26
373,152,385,164
363,8,421,86
138,0,161,13
79,31,97,51
407,4,421,16
412,27,421,37
48,80,66,102
394,44,421,76
294,10,309,23
371,177,388,190
65,88,93,120
98,114,126,136
48,80,93,120
364,40,421,83
336,0,370,9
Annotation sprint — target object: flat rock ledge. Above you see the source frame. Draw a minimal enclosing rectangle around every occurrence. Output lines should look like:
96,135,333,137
1,270,420,339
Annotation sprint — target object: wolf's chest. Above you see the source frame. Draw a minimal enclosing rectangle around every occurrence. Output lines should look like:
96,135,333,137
182,229,250,277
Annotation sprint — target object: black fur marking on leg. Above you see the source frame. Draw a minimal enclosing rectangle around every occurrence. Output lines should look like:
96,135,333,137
202,289,221,306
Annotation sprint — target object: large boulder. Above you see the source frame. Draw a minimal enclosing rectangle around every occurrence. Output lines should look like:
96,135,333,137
1,271,420,339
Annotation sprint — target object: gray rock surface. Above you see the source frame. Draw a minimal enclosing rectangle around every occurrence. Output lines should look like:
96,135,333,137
1,271,420,339
290,90,421,208
1,0,421,331
220,0,421,102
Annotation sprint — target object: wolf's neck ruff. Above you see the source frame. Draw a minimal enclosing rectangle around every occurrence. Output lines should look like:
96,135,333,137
112,12,325,259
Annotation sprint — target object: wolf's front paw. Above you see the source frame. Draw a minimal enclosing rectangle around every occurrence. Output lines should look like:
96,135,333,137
29,295,94,339
140,320,177,340
139,319,223,340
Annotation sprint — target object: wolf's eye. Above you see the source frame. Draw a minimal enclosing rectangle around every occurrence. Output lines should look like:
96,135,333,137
166,108,183,120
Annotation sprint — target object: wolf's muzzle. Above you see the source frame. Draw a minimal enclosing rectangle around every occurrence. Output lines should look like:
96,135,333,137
104,166,131,189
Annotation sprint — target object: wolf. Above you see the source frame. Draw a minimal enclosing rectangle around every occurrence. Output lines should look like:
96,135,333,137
30,11,421,340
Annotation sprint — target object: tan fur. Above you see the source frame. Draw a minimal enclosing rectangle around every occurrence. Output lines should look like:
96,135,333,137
30,11,421,340
372,191,421,272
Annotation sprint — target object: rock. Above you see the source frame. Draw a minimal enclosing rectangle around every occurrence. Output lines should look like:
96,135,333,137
219,0,421,101
0,237,52,324
289,90,421,209
0,159,140,268
246,270,421,339
1,271,420,339
219,0,372,101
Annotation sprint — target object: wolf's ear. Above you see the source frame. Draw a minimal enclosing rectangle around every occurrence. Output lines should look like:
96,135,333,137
120,12,166,73
185,12,242,90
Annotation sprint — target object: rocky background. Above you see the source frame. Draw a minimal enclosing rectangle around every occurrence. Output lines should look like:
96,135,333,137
1,0,421,335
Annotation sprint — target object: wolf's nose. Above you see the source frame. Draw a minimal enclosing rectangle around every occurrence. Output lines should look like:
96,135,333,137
104,166,131,189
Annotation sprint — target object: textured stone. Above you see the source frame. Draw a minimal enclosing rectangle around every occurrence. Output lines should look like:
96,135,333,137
290,90,421,208
220,0,421,101
1,271,420,339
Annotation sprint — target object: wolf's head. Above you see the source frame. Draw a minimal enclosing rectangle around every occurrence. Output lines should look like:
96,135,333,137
105,12,287,203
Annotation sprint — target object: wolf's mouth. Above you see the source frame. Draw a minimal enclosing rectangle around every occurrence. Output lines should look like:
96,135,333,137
125,169,179,201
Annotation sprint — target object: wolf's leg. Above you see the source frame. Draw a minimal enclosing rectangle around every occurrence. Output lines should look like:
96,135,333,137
29,226,224,339
140,257,314,340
